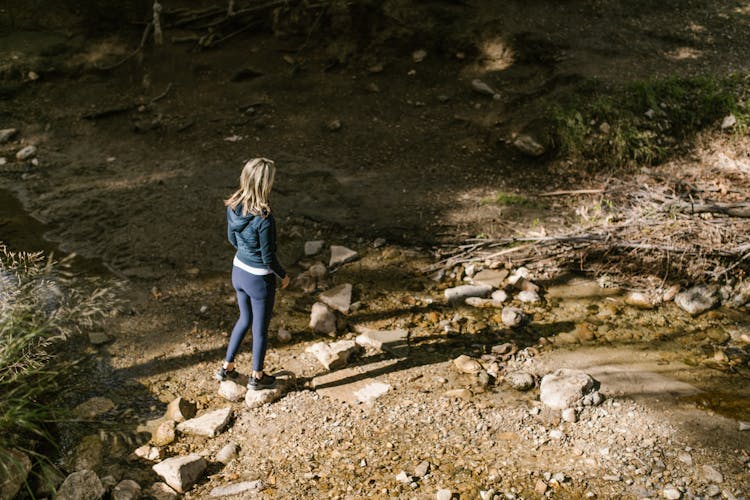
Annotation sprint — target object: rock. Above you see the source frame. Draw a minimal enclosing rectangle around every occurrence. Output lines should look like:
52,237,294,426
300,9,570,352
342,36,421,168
491,289,508,303
176,407,232,438
306,340,360,370
727,281,750,308
501,307,526,328
453,355,483,374
678,453,692,465
444,388,472,400
327,119,342,131
505,371,535,391
396,471,412,483
675,285,719,316
245,384,284,408
514,277,540,293
216,442,239,464
663,284,681,302
152,454,207,493
145,482,178,500
535,479,548,495
210,480,265,497
540,369,599,410
465,297,499,308
721,114,737,129
152,420,176,446
444,284,492,305
88,331,111,345
507,267,531,285
73,434,103,471
414,460,431,478
310,302,337,335
304,240,325,256
706,484,721,497
112,479,141,500
74,397,115,418
0,449,32,500
562,408,577,423
134,445,162,462
412,49,427,62
218,380,247,402
355,328,409,356
309,262,327,279
15,145,37,161
513,134,545,157
165,397,197,423
473,269,509,288
491,343,516,355
0,128,18,143
436,489,454,500
56,470,106,500
517,290,541,303
329,245,358,267
739,421,750,431
549,429,564,440
373,237,387,248
319,283,353,313
663,487,682,499
701,465,723,483
625,291,654,309
277,328,292,343
353,381,391,404
471,79,499,99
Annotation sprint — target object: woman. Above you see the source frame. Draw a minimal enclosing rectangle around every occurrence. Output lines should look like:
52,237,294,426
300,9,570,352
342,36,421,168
216,157,290,390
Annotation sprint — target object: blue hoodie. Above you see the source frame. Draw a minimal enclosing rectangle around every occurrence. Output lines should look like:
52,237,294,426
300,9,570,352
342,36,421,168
227,206,286,278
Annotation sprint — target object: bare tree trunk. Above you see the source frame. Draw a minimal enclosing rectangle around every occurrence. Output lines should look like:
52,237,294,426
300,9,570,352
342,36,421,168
153,1,163,45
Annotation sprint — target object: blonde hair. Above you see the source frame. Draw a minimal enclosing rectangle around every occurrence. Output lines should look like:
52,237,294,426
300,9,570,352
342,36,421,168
225,158,276,216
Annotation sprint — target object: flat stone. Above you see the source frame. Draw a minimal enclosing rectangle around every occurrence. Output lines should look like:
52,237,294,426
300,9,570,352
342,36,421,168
165,397,196,423
304,240,325,256
540,369,599,410
244,377,287,409
0,449,32,500
501,307,526,328
319,283,353,313
675,285,719,316
218,380,247,402
472,269,509,288
176,407,232,438
453,354,483,374
152,454,207,493
352,381,391,404
505,371,535,391
0,128,17,143
329,245,358,267
56,470,106,500
215,443,239,465
88,331,112,345
210,480,265,497
152,420,176,447
306,340,360,370
74,397,115,418
309,302,336,335
144,482,178,500
15,145,37,160
355,328,409,356
701,465,723,483
444,284,492,305
112,479,141,500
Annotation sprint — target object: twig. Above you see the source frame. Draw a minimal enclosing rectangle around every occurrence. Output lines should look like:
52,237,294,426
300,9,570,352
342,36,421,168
539,189,605,197
150,83,172,103
97,22,153,71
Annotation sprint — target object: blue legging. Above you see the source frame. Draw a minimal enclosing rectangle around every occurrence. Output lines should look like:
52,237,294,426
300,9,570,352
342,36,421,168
225,267,276,372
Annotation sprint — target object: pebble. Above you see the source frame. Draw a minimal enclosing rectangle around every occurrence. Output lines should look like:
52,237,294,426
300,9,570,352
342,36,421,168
396,470,412,483
0,128,18,143
505,371,535,391
701,464,723,483
414,460,430,478
739,421,750,431
513,134,545,157
706,484,721,497
304,240,325,256
471,79,499,99
277,328,292,343
412,49,427,62
501,307,525,328
436,489,454,500
209,480,264,497
145,482,178,500
721,114,737,129
215,442,239,464
16,145,37,160
549,429,564,440
56,470,105,500
517,290,541,303
453,354,484,374
663,487,681,499
562,408,577,423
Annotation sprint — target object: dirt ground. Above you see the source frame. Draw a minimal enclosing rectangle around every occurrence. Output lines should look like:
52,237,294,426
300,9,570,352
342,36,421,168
1,0,750,498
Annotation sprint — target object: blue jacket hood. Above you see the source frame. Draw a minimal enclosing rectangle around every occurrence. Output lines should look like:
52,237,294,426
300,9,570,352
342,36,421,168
227,206,255,233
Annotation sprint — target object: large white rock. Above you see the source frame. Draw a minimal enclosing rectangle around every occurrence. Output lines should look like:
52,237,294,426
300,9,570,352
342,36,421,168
0,449,32,500
319,283,353,313
353,382,391,404
152,454,207,493
112,479,142,500
310,302,336,335
306,340,360,370
540,369,599,410
329,245,358,267
165,397,196,423
210,480,265,497
176,407,232,437
472,269,509,288
444,284,492,305
675,285,719,315
304,240,325,256
218,380,247,402
56,470,106,500
355,328,408,356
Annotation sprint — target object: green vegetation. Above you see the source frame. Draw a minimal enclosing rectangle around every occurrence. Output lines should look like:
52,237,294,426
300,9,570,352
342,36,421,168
481,191,536,207
553,73,749,168
0,248,115,484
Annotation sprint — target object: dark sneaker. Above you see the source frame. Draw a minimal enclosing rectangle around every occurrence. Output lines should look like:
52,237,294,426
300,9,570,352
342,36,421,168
247,373,276,390
214,367,239,382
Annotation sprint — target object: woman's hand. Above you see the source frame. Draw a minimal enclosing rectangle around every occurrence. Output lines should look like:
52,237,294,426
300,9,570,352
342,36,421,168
280,275,290,289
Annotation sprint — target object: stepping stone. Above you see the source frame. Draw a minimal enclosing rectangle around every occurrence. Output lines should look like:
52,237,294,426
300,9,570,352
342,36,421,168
306,340,361,370
152,454,207,493
176,407,232,438
319,283,353,313
355,328,409,357
218,380,247,402
329,245,358,267
539,369,599,410
244,373,292,409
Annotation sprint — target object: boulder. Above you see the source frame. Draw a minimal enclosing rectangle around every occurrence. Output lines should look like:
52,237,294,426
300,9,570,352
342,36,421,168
329,245,358,267
319,283,353,313
165,397,196,423
472,269,509,288
306,340,360,370
56,470,106,500
176,407,232,438
0,449,32,500
675,285,719,316
152,454,207,493
501,307,526,328
304,240,325,256
112,479,142,500
540,369,600,410
218,380,247,402
444,284,492,305
310,302,336,335
152,420,176,447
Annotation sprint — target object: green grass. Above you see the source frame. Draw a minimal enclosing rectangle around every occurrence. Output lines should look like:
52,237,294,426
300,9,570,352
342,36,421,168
552,73,749,168
0,247,117,489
